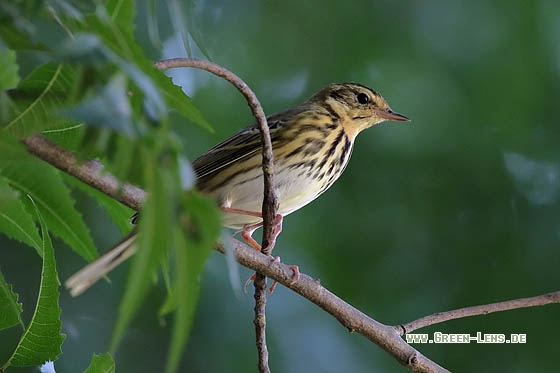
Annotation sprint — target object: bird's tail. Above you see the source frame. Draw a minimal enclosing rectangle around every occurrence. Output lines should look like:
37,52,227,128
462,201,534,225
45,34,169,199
65,230,138,297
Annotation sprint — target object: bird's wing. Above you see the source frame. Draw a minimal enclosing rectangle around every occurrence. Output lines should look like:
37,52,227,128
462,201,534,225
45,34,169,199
192,110,296,180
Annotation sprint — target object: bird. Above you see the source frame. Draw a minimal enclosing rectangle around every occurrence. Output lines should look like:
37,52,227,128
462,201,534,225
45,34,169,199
65,82,409,296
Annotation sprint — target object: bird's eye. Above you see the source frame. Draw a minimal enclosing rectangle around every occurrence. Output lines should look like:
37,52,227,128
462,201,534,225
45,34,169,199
357,93,369,104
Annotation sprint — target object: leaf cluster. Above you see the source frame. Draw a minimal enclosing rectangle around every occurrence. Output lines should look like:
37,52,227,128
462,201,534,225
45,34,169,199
0,1,220,371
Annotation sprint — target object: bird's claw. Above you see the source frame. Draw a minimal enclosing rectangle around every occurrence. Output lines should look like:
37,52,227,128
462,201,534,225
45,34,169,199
243,256,299,294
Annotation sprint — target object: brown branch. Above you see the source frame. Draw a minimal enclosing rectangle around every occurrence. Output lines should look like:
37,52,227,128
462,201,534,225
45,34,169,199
215,241,450,373
396,291,560,335
21,133,448,372
153,58,277,373
21,134,146,210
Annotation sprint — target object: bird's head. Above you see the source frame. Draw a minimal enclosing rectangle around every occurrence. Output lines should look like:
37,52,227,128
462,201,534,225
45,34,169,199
309,82,409,138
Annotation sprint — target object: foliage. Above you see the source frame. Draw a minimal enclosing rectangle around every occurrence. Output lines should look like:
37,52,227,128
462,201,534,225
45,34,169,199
2,199,65,369
0,0,219,371
83,353,115,373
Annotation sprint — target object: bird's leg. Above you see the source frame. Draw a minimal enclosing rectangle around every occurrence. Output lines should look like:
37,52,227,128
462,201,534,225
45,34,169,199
241,223,262,251
237,216,296,294
220,207,283,252
220,207,298,293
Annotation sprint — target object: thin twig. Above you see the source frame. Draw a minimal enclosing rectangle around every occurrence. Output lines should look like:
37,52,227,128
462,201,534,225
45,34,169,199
396,291,560,335
154,58,276,373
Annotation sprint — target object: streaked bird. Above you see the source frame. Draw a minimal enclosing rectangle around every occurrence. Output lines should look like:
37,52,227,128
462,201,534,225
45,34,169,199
66,82,409,296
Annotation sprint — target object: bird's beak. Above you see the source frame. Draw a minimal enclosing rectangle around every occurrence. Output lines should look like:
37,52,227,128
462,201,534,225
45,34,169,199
375,109,410,122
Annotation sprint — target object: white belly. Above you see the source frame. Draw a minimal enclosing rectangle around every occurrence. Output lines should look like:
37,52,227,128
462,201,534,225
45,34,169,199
217,163,325,229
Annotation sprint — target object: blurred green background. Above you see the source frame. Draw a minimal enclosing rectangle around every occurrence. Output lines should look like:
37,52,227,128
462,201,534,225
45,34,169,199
2,0,560,371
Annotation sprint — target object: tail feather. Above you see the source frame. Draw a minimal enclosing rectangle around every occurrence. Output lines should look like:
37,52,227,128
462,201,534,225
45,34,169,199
65,231,138,297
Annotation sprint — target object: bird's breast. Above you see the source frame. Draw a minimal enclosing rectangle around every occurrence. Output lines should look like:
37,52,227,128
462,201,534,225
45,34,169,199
213,146,353,229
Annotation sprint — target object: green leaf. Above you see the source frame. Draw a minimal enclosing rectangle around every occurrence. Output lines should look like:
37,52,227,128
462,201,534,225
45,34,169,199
106,0,135,35
104,50,166,122
84,353,115,373
167,0,193,57
55,33,107,64
4,198,66,367
0,269,24,331
164,192,220,373
63,73,135,136
3,63,79,138
110,146,178,351
0,49,20,90
63,174,134,235
81,3,212,131
0,131,31,161
57,33,166,122
42,122,86,152
69,128,145,185
0,176,42,255
0,24,49,51
156,71,212,132
168,0,211,59
146,0,162,47
0,159,98,262
110,133,142,182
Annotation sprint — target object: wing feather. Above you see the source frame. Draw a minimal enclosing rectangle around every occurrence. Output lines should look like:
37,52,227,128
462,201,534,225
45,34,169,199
192,109,298,181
